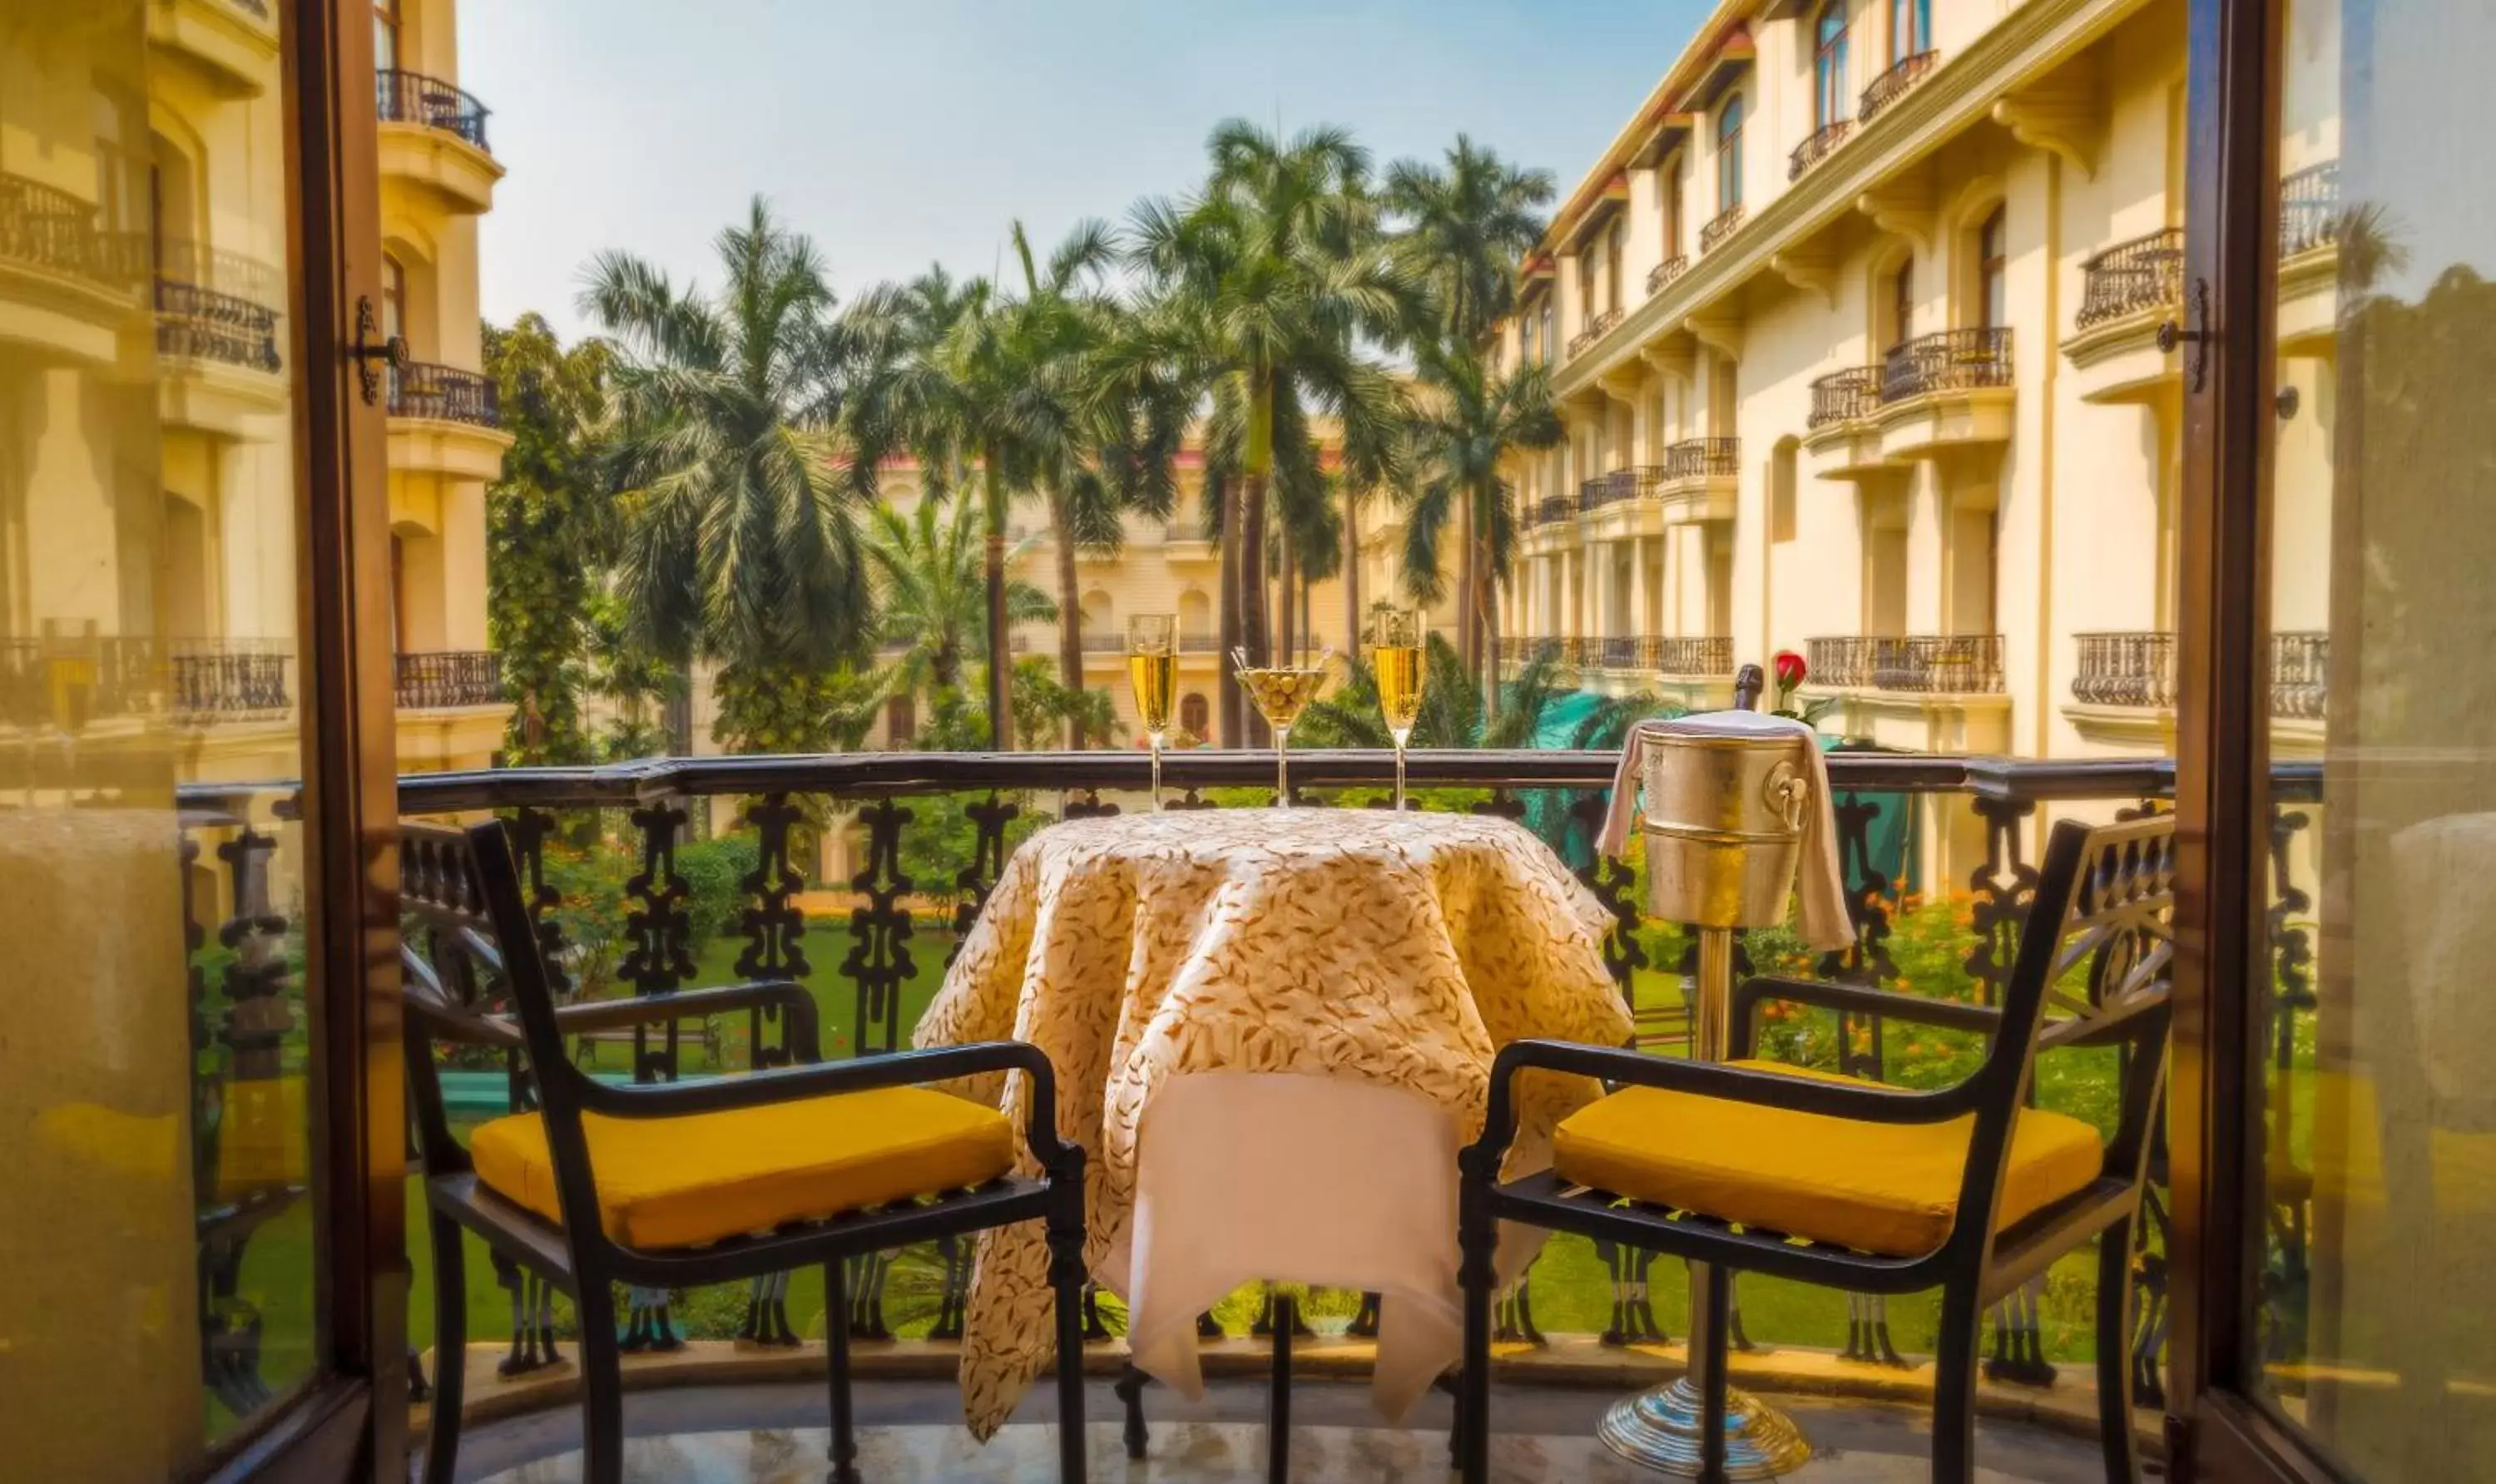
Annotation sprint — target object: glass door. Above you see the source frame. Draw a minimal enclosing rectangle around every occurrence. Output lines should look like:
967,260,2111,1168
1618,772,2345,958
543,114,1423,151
2176,1,2496,1479
0,0,403,1479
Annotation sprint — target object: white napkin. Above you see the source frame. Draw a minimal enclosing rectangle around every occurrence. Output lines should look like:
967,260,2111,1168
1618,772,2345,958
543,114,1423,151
1595,711,1854,952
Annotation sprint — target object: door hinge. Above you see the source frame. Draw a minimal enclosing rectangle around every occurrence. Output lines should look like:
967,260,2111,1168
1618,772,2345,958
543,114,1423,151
2157,278,2215,393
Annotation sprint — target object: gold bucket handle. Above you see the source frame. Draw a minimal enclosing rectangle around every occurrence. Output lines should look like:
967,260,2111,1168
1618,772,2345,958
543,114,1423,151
1762,759,1809,833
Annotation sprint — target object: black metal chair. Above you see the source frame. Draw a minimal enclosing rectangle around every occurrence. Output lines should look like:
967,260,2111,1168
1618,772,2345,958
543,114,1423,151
403,820,1090,1484
1457,814,2176,1484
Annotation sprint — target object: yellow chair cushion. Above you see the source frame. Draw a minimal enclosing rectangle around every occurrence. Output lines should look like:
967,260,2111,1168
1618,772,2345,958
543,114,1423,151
468,1086,1016,1249
216,1075,310,1198
1551,1060,2106,1258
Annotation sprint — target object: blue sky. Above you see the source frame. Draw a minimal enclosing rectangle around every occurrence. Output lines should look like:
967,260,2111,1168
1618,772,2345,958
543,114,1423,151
464,1,1713,340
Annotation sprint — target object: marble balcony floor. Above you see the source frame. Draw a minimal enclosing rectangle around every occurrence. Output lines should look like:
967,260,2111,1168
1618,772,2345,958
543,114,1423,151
455,1378,2121,1483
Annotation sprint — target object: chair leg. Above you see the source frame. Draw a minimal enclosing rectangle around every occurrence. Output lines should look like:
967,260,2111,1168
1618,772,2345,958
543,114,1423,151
575,1278,626,1484
1269,1293,1294,1484
1455,1175,1497,1484
1046,1169,1091,1484
2097,1214,2144,1484
825,1259,861,1484
420,1214,465,1484
1114,1363,1152,1461
1931,1281,1983,1484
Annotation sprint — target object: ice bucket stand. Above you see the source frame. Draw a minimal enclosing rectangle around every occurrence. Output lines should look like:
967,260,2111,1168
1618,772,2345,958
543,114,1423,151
1596,724,1817,1482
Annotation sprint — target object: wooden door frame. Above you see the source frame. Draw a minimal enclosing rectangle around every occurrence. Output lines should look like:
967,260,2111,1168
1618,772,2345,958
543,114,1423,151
198,0,409,1477
2168,2,2350,1481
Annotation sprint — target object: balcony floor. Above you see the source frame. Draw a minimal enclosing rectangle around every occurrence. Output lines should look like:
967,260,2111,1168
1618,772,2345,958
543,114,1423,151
456,1377,2112,1482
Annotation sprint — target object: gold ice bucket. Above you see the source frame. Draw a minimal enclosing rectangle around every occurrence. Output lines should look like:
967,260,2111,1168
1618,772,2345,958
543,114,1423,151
1637,731,1812,930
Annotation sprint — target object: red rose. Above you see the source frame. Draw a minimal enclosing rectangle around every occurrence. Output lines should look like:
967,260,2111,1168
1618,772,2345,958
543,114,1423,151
1773,650,1807,690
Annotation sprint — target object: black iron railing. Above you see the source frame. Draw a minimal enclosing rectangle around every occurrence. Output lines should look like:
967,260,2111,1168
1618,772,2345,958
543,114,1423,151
1535,494,1574,527
1790,121,1853,181
388,361,503,427
1608,465,1666,503
1809,365,1885,428
2279,161,2340,259
156,277,283,373
376,69,492,152
2269,631,2329,719
1598,636,1640,669
0,171,144,289
394,650,502,709
1655,636,1735,675
170,640,292,719
1577,477,1611,512
1663,437,1739,481
1860,50,1940,123
2073,631,2177,708
2,633,166,730
2075,228,2186,331
1699,205,1746,255
1809,634,2006,694
1566,305,1624,360
1647,255,1690,295
1882,328,2013,402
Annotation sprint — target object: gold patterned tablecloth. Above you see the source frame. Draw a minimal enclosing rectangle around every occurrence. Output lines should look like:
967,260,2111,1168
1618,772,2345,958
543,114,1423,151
915,807,1634,1437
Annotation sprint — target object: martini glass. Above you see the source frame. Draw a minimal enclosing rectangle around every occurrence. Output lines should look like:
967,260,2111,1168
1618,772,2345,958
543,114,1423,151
1231,647,1331,807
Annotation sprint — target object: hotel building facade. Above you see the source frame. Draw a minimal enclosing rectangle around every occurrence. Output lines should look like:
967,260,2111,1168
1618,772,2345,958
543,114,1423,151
1491,0,2338,872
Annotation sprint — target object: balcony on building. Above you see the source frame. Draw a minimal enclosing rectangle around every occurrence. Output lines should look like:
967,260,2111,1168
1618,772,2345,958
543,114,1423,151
2067,630,2329,749
1646,253,1690,298
394,650,503,711
2063,227,2185,403
1698,204,1746,255
375,68,503,213
1656,436,1739,522
155,242,288,435
1805,635,2012,750
387,359,515,482
146,0,280,97
1859,49,1941,125
0,171,149,365
1564,305,1624,361
169,639,294,725
1874,328,2015,458
2277,161,2340,358
1802,364,1895,478
1789,121,1852,182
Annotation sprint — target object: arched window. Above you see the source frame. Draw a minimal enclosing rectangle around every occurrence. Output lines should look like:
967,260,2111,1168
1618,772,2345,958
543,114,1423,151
1889,0,1929,62
1538,299,1554,362
1815,4,1851,130
382,254,408,343
1663,161,1684,256
1889,257,1914,349
1605,224,1624,314
1179,692,1210,740
374,0,400,72
1978,206,2008,330
1716,95,1746,212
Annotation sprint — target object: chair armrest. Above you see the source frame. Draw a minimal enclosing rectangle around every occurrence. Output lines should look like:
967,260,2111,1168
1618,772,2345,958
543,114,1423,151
570,1041,1081,1171
1462,1037,1974,1182
552,980,821,1061
2038,983,2170,1051
1730,975,2000,1057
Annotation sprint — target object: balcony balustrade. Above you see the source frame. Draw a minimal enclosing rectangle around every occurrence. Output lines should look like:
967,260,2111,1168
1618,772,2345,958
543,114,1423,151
388,360,503,427
394,650,503,710
2280,161,2340,259
1180,631,1220,653
1598,636,1640,669
1564,305,1623,360
376,68,493,152
1789,120,1853,181
1808,634,2006,694
1881,328,2013,403
1646,254,1690,296
1662,437,1740,481
1534,494,1574,527
1576,477,1609,512
1860,49,1940,123
2073,631,2178,708
1808,365,1884,428
171,742,2318,1432
1653,635,1735,675
170,640,292,719
0,171,147,290
1698,205,1746,255
2075,228,2186,331
156,274,283,373
2268,631,2330,719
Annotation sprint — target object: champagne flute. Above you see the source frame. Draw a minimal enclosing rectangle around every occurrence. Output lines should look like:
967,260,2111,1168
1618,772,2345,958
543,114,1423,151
1368,609,1425,810
1231,646,1332,807
1127,614,1178,809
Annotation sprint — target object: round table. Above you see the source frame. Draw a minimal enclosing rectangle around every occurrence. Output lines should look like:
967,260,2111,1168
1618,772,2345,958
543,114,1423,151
916,806,1636,1437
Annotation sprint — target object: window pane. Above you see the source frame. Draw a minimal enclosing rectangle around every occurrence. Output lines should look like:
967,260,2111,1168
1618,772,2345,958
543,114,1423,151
1,0,323,1470
2250,0,2496,1475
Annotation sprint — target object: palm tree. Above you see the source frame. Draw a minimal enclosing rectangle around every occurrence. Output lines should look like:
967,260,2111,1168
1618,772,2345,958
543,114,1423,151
864,489,1054,697
1385,136,1556,347
1127,120,1419,741
581,196,899,754
1399,349,1562,703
